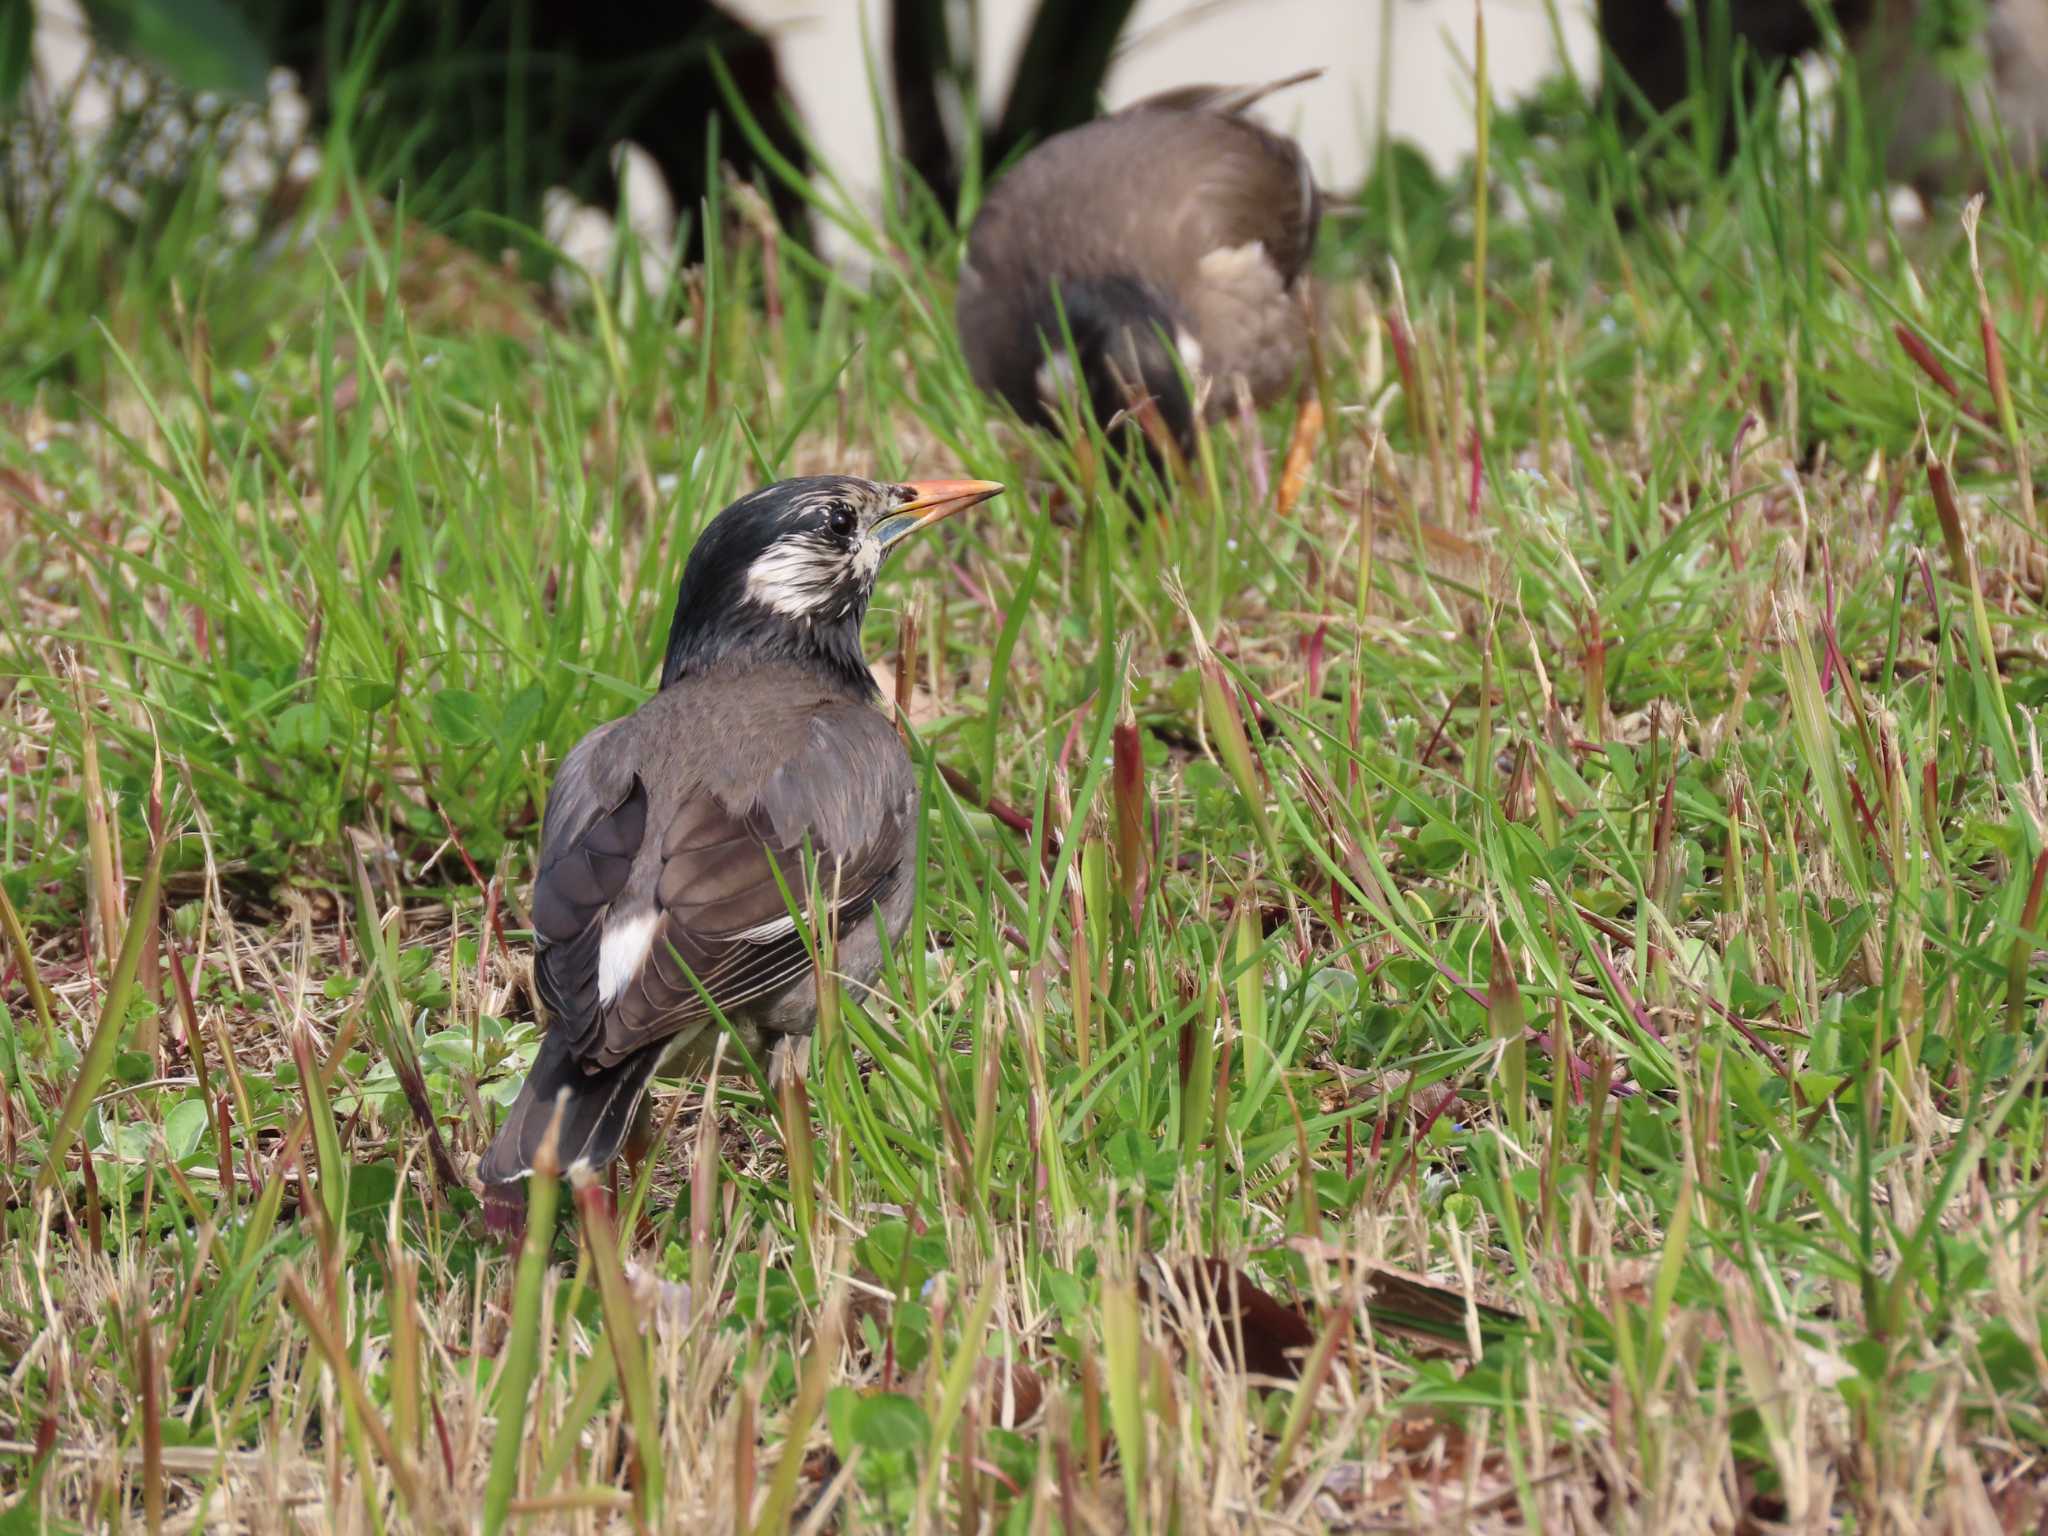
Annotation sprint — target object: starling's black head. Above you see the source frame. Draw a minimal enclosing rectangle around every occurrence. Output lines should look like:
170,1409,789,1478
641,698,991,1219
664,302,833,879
659,474,1002,694
1033,276,1199,461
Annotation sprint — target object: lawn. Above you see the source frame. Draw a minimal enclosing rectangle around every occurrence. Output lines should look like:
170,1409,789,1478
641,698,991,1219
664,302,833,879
3,36,2047,1536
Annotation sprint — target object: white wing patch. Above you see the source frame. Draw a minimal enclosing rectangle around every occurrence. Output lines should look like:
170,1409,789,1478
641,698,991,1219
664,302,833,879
598,909,660,1005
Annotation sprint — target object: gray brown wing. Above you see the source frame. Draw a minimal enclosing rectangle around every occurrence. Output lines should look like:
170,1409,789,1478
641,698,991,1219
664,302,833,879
967,105,1318,293
1123,71,1322,280
1130,107,1320,285
591,702,917,1067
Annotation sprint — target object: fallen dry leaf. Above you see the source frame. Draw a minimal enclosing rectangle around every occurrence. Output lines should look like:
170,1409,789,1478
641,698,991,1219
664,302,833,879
1275,394,1325,519
1140,1256,1317,1380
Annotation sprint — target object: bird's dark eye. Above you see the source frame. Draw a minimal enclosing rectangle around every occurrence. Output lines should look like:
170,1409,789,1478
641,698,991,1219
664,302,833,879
826,501,857,539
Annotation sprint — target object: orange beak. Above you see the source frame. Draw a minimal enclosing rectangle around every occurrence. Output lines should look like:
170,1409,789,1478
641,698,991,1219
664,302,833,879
875,478,1004,548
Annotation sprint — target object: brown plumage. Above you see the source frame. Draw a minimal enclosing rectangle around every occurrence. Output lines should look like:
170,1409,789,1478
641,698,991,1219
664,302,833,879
478,475,1001,1217
956,72,1323,456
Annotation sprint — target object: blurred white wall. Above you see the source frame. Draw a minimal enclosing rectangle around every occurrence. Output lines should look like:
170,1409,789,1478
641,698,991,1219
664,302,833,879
728,0,1600,205
25,0,1603,275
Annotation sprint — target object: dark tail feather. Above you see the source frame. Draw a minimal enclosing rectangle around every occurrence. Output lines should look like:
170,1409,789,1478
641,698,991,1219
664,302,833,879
479,1034,665,1192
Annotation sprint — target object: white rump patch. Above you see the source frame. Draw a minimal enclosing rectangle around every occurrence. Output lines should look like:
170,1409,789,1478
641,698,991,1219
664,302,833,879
598,909,660,1005
1174,328,1204,377
1188,237,1301,404
745,537,849,620
1196,240,1278,295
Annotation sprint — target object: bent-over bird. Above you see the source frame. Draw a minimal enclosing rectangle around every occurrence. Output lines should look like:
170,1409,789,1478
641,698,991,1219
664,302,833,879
479,474,1002,1221
956,72,1321,460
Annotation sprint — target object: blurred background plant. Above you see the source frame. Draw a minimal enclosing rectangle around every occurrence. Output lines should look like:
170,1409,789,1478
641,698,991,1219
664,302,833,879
6,0,2042,310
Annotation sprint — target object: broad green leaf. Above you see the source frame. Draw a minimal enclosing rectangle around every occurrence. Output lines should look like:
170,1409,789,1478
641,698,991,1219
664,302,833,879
848,1391,928,1455
431,688,488,746
163,1096,209,1162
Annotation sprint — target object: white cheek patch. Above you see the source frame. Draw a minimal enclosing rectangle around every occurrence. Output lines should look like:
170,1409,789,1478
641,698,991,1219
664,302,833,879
745,538,851,620
1034,349,1079,409
850,536,883,583
598,909,660,1005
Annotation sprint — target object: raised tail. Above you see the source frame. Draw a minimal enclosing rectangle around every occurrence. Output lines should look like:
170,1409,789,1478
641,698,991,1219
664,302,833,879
1124,69,1323,120
479,1031,666,1192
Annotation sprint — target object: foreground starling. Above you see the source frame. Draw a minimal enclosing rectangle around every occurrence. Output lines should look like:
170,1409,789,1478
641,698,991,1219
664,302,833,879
479,474,1002,1213
956,72,1322,459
